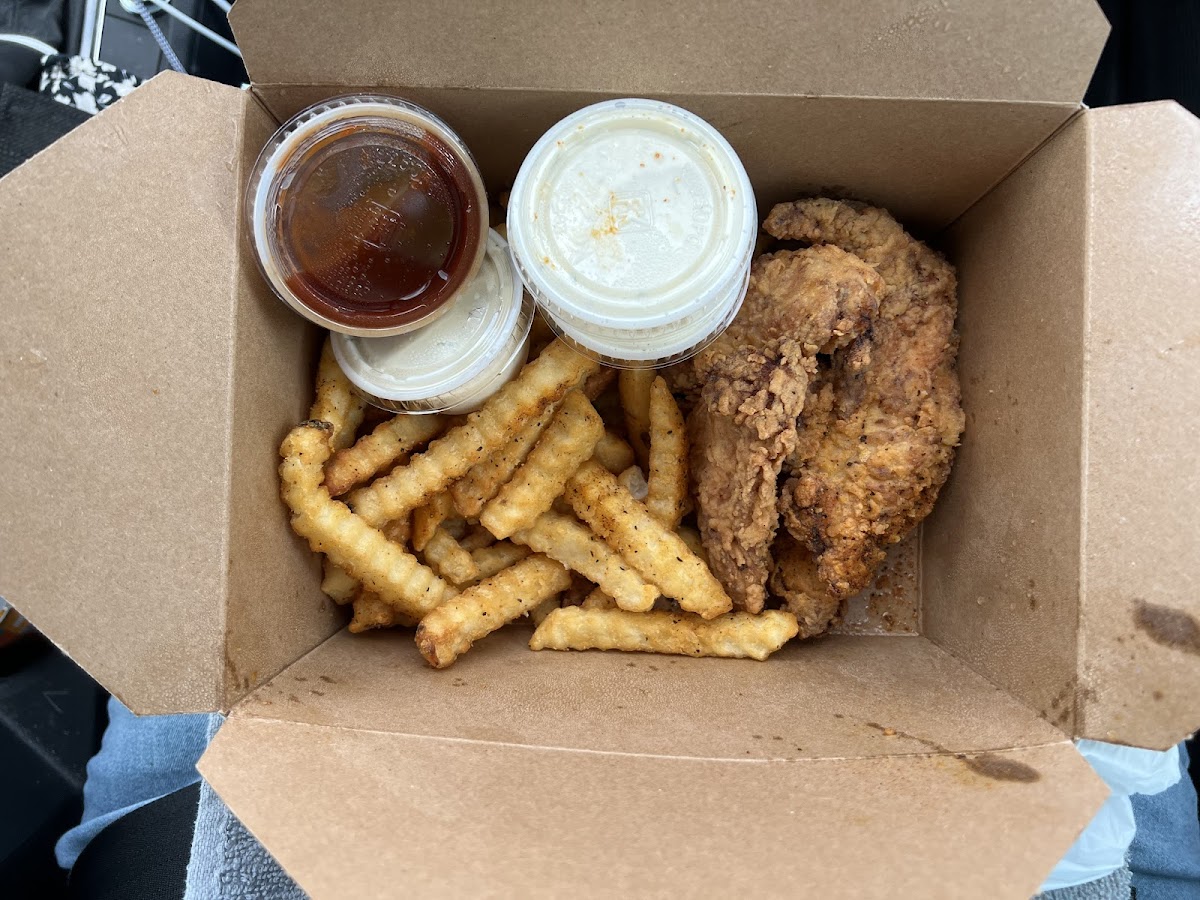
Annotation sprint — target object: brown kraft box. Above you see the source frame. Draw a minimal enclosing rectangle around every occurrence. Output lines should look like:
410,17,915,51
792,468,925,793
1,1,1198,896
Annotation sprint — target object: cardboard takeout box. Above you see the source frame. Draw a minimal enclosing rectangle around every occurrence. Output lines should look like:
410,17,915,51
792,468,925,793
2,1,1199,895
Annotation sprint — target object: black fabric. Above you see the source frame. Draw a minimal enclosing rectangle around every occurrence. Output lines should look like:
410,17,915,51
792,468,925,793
1086,0,1200,116
67,782,198,900
0,0,67,88
0,81,88,178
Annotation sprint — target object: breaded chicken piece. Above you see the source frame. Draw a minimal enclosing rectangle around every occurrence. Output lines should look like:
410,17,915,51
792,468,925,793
668,244,884,404
767,198,964,602
687,246,883,612
769,532,843,638
690,342,810,613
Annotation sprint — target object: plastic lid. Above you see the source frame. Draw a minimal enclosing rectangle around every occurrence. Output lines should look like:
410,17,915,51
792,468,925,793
332,229,529,411
507,98,756,363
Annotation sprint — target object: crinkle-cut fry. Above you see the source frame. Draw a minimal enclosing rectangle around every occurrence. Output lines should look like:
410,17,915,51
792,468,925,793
280,421,452,618
480,392,605,539
616,466,648,501
350,341,597,526
511,512,658,612
471,541,532,580
459,524,496,552
530,607,799,661
450,402,559,518
645,377,689,529
423,526,480,586
565,460,732,619
619,368,654,467
416,554,571,668
593,430,636,474
677,526,708,565
310,339,366,451
324,413,445,497
349,590,420,633
412,491,455,552
320,558,359,605
581,587,617,610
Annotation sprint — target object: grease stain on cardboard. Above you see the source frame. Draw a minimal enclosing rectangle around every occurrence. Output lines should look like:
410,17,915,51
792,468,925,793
1133,599,1200,656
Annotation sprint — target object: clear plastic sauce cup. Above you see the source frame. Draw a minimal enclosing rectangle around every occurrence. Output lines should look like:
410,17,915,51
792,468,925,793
507,98,756,368
331,229,533,414
247,94,488,337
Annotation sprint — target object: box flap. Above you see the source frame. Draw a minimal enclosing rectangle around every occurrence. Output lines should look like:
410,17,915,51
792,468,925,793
0,72,279,714
230,630,1070,758
929,113,1090,736
230,0,1107,104
927,102,1200,749
204,632,1107,898
1075,102,1200,747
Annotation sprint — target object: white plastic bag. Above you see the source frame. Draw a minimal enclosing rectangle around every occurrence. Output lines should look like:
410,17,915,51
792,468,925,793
1040,740,1182,892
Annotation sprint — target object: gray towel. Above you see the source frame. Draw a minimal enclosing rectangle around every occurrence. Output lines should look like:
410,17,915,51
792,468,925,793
183,715,307,900
1036,866,1132,900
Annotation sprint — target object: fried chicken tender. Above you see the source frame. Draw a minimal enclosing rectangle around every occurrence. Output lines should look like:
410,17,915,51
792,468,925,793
687,246,884,612
766,198,964,603
769,532,843,638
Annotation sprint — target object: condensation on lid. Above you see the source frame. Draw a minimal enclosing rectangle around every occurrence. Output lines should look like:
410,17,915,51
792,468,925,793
332,230,522,401
507,98,757,332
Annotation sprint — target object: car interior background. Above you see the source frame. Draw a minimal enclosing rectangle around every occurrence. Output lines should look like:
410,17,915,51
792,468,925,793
0,0,1196,897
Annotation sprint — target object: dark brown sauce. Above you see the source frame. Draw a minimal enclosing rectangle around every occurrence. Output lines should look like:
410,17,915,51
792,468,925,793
277,123,483,330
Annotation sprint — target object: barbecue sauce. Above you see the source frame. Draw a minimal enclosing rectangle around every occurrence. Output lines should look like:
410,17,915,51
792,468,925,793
277,124,483,330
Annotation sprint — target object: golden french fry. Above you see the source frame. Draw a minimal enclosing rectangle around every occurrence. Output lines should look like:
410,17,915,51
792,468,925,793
645,377,689,529
327,517,414,603
416,554,571,668
616,465,648,501
349,590,420,633
320,558,359,605
459,524,496,552
324,414,444,497
280,422,453,618
511,512,658,612
349,341,598,526
565,460,732,619
310,338,367,451
677,525,708,564
423,526,480,586
412,491,456,552
592,430,636,474
580,587,617,610
619,368,654,467
470,541,532,580
530,607,799,661
449,402,559,518
480,392,605,539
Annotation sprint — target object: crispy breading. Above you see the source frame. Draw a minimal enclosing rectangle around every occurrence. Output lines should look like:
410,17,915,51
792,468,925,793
767,198,964,600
